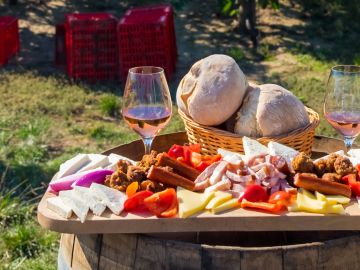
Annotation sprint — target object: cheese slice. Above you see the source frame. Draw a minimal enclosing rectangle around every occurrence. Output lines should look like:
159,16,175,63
268,141,298,160
205,191,232,210
211,198,239,214
90,183,126,215
57,154,91,179
242,136,269,157
59,190,89,223
46,196,73,219
177,187,215,218
73,186,106,216
77,154,109,173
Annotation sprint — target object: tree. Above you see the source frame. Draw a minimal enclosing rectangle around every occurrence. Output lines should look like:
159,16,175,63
219,0,279,48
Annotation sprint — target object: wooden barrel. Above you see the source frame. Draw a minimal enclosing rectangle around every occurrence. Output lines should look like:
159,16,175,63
58,231,360,269
57,132,360,270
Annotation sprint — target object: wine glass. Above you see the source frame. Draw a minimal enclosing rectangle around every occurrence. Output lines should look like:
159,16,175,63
122,66,172,155
324,65,360,151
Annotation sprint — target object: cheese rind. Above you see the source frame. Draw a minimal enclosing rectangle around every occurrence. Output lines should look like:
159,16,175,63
46,196,73,219
177,187,215,218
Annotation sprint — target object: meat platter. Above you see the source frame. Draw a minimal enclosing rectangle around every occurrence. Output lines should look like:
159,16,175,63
37,132,360,234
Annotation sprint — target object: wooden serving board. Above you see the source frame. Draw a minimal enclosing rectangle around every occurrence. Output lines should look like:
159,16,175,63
37,132,360,234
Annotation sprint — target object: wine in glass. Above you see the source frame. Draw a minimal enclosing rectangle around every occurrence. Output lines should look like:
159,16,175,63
324,65,360,151
122,66,172,154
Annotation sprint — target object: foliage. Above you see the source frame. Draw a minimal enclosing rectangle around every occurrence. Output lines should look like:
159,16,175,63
99,94,120,118
218,0,279,17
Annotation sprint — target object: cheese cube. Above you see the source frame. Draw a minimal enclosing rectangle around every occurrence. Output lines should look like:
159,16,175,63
59,190,89,223
90,183,126,215
46,196,73,219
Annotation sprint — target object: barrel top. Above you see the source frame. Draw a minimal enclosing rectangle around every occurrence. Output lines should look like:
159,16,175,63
38,132,360,234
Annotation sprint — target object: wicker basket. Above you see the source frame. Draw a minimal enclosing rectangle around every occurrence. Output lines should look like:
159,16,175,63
178,107,320,156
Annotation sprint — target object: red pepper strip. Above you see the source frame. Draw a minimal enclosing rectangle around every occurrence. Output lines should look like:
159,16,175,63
124,190,153,212
143,188,176,216
159,193,178,218
168,145,184,159
241,199,282,213
341,174,357,184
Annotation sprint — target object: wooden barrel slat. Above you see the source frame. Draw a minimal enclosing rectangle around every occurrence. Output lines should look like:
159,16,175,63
99,234,137,270
201,245,240,270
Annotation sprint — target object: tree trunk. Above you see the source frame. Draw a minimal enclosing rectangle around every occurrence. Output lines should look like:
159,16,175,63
238,0,259,48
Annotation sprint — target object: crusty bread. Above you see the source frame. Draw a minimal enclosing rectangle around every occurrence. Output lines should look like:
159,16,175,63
234,84,310,137
176,54,248,126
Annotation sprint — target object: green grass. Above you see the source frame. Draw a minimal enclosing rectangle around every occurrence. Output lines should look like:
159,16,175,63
0,71,185,269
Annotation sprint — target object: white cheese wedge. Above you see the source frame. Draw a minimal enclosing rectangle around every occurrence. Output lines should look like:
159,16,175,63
243,136,269,157
268,141,298,160
77,154,109,173
73,186,106,216
59,190,89,223
205,191,232,210
212,198,240,214
177,187,215,218
57,154,91,179
90,183,126,215
106,153,136,171
348,149,360,159
46,196,73,219
217,148,244,159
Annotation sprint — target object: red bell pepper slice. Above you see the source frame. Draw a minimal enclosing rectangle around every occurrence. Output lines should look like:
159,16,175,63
168,145,184,159
341,174,357,184
241,199,282,213
187,143,201,153
159,192,178,218
143,188,178,217
238,184,269,203
350,182,360,197
124,190,153,212
268,191,294,210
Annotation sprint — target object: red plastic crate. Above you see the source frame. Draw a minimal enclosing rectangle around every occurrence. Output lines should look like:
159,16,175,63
118,5,177,80
64,13,118,81
126,5,177,65
0,16,20,66
55,23,66,67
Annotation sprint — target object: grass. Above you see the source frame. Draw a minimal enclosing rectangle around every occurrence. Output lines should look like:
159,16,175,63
0,71,185,269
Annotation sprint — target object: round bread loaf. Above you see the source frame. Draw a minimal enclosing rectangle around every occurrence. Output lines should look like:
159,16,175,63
176,54,248,126
234,84,310,137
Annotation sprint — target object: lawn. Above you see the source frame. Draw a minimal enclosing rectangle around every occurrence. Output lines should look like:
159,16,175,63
1,0,360,269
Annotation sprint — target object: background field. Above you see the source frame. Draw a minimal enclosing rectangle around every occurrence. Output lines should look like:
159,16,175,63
1,0,360,269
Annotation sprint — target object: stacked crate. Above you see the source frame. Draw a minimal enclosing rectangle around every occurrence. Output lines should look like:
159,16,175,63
56,13,118,81
0,16,20,66
118,5,177,79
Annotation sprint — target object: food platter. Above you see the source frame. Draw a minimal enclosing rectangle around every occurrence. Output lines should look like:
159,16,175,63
37,132,360,234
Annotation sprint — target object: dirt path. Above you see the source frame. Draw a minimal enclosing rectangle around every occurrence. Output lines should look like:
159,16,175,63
0,1,323,88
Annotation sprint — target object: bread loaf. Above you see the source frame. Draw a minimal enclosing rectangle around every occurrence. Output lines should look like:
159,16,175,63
176,54,248,126
233,84,310,137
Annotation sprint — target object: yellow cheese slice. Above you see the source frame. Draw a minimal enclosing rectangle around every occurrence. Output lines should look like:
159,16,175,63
315,191,350,205
177,187,215,218
211,198,240,214
205,191,232,210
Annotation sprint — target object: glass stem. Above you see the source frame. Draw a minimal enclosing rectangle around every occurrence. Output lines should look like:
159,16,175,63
344,136,355,154
143,137,154,155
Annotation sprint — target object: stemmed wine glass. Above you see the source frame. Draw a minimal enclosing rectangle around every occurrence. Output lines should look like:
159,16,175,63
324,65,360,151
122,67,172,155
